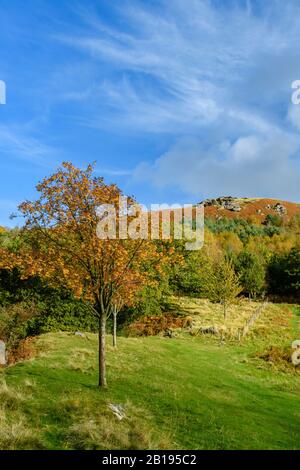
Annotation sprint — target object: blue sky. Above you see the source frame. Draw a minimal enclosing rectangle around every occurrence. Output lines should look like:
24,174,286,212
1,0,300,226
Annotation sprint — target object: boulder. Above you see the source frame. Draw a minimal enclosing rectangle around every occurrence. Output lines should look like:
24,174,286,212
107,403,126,421
74,331,85,338
164,328,177,338
274,203,287,215
203,196,242,211
199,326,219,335
218,197,241,212
266,202,287,215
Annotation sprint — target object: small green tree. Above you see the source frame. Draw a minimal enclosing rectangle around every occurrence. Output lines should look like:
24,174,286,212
171,250,206,295
202,258,242,321
235,251,265,299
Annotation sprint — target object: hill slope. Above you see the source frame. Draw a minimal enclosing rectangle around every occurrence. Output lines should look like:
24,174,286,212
202,197,300,222
1,315,300,450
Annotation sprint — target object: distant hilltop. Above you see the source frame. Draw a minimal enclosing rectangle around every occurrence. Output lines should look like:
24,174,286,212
199,197,300,222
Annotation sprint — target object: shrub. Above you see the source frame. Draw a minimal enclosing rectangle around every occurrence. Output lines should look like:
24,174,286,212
267,247,300,296
0,269,97,335
27,297,98,335
126,314,192,337
205,217,283,241
264,214,282,227
118,282,170,330
0,301,38,351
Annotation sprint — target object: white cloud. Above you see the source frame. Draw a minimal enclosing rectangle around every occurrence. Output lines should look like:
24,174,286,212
134,131,300,201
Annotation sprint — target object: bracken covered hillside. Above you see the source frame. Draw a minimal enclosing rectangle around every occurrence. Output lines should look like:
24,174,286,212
201,197,300,222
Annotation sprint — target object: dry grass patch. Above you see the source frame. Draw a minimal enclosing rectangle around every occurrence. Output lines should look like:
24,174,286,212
23,378,36,389
169,296,261,338
0,408,44,450
247,304,294,339
67,347,96,374
0,381,44,449
0,381,28,410
64,401,173,450
168,297,298,346
255,340,300,374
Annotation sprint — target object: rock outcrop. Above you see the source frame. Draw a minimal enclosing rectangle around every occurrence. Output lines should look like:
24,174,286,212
265,202,287,215
202,196,241,212
274,203,287,215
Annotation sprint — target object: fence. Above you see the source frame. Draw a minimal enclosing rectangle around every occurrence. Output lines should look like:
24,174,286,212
237,300,268,341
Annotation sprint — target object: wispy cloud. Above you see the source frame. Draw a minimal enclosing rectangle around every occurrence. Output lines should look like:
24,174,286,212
53,0,300,200
2,0,300,206
0,125,60,167
58,0,300,134
95,166,132,177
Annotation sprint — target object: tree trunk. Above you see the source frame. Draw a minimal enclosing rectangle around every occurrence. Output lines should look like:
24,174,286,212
98,313,107,387
223,301,226,322
113,307,117,348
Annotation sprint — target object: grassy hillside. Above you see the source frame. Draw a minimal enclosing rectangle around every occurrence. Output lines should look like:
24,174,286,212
0,304,299,450
168,297,298,345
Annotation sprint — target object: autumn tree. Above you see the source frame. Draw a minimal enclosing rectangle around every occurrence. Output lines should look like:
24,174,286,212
202,257,242,322
8,162,158,387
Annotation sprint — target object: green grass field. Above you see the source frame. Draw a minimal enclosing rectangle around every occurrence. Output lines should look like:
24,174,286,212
0,302,299,450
